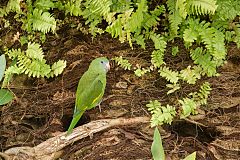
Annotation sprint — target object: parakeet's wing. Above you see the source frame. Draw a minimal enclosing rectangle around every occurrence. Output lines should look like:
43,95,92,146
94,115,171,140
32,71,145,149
67,73,106,134
76,77,105,111
75,72,106,110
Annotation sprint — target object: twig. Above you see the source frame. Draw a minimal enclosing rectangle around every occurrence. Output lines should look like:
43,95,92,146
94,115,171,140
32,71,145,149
4,117,150,160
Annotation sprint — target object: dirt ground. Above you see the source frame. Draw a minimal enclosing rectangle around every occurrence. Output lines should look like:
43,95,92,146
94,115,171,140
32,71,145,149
0,26,240,160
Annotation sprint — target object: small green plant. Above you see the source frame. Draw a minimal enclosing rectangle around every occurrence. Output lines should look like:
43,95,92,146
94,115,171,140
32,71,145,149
147,100,176,127
2,42,66,87
113,56,132,70
171,46,179,56
151,127,165,160
0,54,13,105
152,127,196,160
0,89,14,105
146,82,211,127
0,0,66,88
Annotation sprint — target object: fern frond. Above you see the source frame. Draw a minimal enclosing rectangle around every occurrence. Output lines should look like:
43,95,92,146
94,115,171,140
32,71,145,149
6,0,21,14
199,27,226,60
166,83,180,94
48,60,67,78
234,27,240,48
113,56,132,70
167,0,183,37
180,65,201,84
133,34,145,49
143,5,165,29
34,0,55,11
64,1,82,16
31,9,56,33
147,100,176,127
214,0,240,21
151,50,165,68
2,65,22,88
149,33,167,68
20,58,51,77
190,47,217,76
184,18,226,76
106,10,132,43
5,43,66,79
126,0,147,32
159,66,179,84
179,98,197,118
187,0,218,15
26,42,44,60
134,67,152,77
190,82,211,105
83,0,112,19
6,48,23,59
176,0,187,19
150,33,167,51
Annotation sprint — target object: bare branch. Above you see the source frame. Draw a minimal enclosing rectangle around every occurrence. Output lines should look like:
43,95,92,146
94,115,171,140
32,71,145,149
4,117,150,160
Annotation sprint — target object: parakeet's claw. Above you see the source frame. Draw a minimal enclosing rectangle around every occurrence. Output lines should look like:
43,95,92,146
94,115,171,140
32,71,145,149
98,104,101,112
97,99,102,112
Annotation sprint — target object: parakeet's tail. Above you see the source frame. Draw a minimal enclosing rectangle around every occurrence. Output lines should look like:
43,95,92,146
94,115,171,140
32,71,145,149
66,111,84,135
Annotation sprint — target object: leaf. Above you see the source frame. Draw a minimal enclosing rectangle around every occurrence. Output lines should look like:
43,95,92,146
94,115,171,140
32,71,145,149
31,9,56,33
26,42,44,60
48,60,67,77
151,127,165,160
0,89,14,105
159,66,179,84
179,98,197,118
183,151,196,160
0,54,6,81
166,83,180,94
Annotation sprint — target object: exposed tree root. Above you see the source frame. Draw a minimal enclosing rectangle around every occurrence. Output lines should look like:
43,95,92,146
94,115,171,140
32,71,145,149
1,117,150,160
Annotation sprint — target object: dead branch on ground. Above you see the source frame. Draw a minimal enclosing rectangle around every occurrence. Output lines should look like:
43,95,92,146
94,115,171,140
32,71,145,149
1,117,150,160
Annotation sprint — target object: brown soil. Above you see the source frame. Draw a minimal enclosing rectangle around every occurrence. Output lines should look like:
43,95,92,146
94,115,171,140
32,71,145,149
0,26,240,160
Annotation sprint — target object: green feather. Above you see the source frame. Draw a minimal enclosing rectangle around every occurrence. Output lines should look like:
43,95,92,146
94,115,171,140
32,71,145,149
67,57,109,135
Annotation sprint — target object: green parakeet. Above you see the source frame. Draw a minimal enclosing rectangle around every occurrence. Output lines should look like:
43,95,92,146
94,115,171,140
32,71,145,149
67,57,110,135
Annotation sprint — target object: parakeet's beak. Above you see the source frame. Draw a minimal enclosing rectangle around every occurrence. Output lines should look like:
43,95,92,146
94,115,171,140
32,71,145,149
106,62,110,72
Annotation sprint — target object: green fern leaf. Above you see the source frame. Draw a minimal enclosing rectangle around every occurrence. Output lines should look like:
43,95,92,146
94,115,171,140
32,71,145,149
167,0,183,37
5,0,21,14
7,49,23,59
183,27,198,43
151,50,165,68
113,56,132,70
34,0,55,11
188,0,218,15
24,59,51,78
143,5,165,29
127,0,147,31
159,66,179,84
166,83,180,94
83,0,112,18
214,0,240,21
31,9,56,33
26,42,44,60
176,0,187,18
48,60,67,77
179,98,197,118
234,27,240,48
147,100,176,127
190,47,217,76
2,65,22,87
180,66,201,84
65,1,82,16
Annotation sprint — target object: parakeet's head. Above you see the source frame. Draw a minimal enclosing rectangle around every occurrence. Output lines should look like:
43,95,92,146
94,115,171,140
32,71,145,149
89,57,110,73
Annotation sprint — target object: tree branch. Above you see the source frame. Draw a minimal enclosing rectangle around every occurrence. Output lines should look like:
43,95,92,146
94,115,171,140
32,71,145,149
3,117,150,160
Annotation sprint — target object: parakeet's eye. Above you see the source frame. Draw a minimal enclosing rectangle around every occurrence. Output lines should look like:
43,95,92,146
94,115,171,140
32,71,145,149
101,61,103,64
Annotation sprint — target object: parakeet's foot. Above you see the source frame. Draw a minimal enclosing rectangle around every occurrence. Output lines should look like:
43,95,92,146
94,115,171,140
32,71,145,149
97,99,102,112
